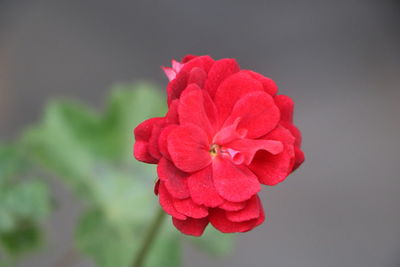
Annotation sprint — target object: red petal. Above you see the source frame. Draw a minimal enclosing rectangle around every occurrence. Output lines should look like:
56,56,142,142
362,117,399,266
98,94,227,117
188,165,224,207
214,71,264,123
209,208,260,233
181,55,214,73
224,91,280,139
188,67,207,88
182,54,198,63
173,198,209,219
157,157,190,199
225,195,260,222
204,58,240,99
165,100,179,124
168,124,211,172
158,125,178,160
219,201,246,211
241,70,278,96
133,117,163,163
226,138,283,165
212,157,260,202
172,217,209,236
274,95,294,123
293,147,305,171
178,84,216,137
147,119,166,160
167,70,188,105
249,127,295,186
158,182,186,220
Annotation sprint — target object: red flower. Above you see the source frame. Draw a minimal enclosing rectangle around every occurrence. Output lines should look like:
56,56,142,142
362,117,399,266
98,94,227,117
134,55,304,236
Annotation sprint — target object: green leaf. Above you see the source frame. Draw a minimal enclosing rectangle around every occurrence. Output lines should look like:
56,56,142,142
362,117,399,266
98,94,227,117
0,223,41,255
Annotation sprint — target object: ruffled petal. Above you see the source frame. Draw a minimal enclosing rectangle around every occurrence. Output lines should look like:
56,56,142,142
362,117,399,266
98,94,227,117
167,70,189,105
134,117,164,163
219,200,246,211
168,124,211,172
158,182,186,220
209,208,260,233
249,126,295,186
173,198,208,219
204,58,240,99
274,95,294,123
225,195,260,222
241,70,278,95
226,138,283,165
188,67,207,88
214,71,264,123
212,157,260,202
157,157,190,199
172,217,209,236
224,91,280,139
188,165,224,207
158,125,178,160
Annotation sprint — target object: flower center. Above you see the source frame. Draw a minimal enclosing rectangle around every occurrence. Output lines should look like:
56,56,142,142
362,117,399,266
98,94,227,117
209,144,220,157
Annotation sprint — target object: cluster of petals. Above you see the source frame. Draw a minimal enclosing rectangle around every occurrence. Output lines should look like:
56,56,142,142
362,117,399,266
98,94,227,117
134,55,304,236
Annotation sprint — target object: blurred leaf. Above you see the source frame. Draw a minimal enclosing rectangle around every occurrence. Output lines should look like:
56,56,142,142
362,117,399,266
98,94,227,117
187,224,235,257
0,223,41,255
0,144,51,259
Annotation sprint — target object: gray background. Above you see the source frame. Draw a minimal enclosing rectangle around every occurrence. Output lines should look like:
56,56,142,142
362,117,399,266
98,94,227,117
1,0,400,266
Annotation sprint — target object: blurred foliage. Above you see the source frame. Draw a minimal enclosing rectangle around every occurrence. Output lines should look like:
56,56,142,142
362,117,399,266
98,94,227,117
0,143,51,264
0,82,234,267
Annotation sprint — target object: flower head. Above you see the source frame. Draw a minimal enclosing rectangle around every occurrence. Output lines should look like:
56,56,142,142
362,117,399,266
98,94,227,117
134,55,304,236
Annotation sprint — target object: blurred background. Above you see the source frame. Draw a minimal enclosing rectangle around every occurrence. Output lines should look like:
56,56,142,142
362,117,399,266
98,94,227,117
1,0,400,266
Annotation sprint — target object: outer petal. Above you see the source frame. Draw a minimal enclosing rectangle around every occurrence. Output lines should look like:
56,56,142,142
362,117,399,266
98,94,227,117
172,217,209,236
224,91,280,139
209,208,261,233
212,157,261,202
204,58,240,99
158,125,178,160
274,95,294,123
249,126,295,186
241,70,278,95
173,198,208,219
158,182,186,220
219,201,246,211
180,55,214,74
214,71,264,123
188,67,207,88
157,157,190,199
167,70,189,105
168,124,211,172
134,117,164,163
225,195,260,222
188,165,224,207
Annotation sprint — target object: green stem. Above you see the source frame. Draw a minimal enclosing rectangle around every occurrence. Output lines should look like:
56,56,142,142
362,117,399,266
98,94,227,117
132,208,166,267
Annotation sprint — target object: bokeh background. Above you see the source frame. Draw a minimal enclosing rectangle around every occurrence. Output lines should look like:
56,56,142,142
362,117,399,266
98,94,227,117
1,0,400,266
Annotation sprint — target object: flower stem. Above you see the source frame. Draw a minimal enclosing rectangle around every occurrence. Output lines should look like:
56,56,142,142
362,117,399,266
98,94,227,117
132,208,166,267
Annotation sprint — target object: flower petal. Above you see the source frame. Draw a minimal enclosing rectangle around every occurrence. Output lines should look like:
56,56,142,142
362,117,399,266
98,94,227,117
212,157,260,202
274,95,294,123
219,200,246,211
204,58,240,99
158,182,186,220
178,84,216,137
172,217,209,236
168,124,211,172
214,71,264,123
224,91,280,139
226,138,283,165
167,70,189,105
241,70,278,95
225,195,260,222
249,126,296,186
188,67,207,88
173,198,209,219
209,208,260,233
188,165,224,207
134,117,164,163
158,125,178,160
157,157,190,199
